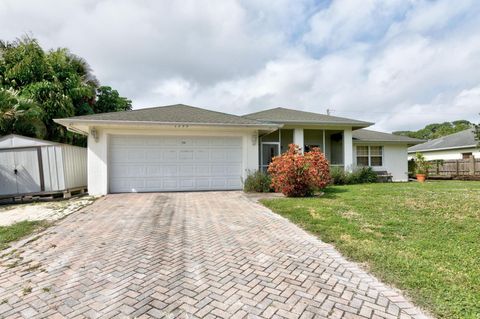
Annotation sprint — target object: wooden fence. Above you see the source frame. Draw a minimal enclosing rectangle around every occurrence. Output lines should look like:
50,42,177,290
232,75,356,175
428,156,480,177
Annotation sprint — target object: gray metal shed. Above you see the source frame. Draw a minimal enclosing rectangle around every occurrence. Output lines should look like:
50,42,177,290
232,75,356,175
0,134,87,197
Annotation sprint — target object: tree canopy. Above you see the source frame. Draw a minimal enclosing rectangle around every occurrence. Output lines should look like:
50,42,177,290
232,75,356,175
393,120,473,140
0,35,131,145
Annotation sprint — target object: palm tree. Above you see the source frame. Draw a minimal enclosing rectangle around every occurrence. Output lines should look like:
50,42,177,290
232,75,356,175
0,88,46,138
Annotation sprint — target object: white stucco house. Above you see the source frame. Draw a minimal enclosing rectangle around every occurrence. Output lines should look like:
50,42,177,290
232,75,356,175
54,104,422,195
408,128,479,161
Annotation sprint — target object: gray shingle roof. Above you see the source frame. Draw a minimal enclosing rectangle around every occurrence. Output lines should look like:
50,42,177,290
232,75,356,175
353,129,424,144
243,107,373,127
55,104,273,127
408,128,478,152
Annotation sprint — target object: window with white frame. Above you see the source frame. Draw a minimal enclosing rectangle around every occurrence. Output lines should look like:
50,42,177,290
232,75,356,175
356,146,383,167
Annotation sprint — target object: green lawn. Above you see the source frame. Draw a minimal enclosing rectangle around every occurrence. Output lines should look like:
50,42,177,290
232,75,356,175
261,181,480,319
0,220,49,250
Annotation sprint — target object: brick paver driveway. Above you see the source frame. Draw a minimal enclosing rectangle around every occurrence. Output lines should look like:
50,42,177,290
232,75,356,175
0,192,430,319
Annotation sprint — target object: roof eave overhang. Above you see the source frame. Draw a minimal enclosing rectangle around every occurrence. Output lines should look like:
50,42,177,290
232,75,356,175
353,139,424,145
408,144,479,153
53,118,282,130
261,120,373,128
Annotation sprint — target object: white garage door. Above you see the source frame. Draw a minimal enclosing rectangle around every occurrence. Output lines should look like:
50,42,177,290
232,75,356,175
108,135,243,193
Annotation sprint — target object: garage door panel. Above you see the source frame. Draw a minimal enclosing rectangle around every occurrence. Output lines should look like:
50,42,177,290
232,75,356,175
195,150,209,161
195,178,210,188
226,149,242,161
179,179,195,188
122,166,147,178
163,150,178,161
163,136,179,145
179,150,194,160
163,165,178,176
194,137,211,146
163,179,178,189
195,165,210,176
109,135,243,192
210,150,227,161
226,165,242,175
128,151,147,162
146,150,164,161
111,178,145,190
146,165,163,177
211,179,227,187
211,166,226,176
179,165,194,176
227,179,242,187
145,179,163,188
225,137,243,146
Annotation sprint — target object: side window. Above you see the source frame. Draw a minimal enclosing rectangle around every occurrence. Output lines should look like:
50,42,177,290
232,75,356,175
356,146,383,166
462,152,472,159
356,146,369,166
370,146,383,166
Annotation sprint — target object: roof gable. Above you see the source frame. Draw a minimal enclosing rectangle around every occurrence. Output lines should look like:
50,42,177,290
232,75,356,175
55,104,273,127
408,128,478,152
0,134,58,149
243,107,373,127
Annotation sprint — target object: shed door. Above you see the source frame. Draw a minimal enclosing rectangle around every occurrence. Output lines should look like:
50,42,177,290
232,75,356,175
15,149,42,194
0,150,17,195
108,135,243,193
0,148,41,196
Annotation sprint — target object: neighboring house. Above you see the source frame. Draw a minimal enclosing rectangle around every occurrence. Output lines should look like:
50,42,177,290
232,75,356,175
408,128,480,160
0,134,87,197
54,104,422,195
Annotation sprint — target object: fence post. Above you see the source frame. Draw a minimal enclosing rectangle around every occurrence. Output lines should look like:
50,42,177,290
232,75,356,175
469,155,475,175
456,160,459,176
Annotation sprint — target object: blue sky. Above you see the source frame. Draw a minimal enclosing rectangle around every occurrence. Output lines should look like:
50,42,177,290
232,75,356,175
1,0,479,131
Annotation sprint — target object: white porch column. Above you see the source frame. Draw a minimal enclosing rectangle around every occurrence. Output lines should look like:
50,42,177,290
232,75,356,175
293,128,304,153
343,128,353,171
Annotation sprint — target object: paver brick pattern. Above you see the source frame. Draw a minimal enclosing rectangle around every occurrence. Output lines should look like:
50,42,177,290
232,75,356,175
0,192,431,318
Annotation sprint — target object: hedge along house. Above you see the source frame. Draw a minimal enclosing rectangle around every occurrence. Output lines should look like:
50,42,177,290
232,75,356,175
54,104,423,195
0,134,87,198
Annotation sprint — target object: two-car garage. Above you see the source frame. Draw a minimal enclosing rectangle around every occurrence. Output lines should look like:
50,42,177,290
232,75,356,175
108,135,243,193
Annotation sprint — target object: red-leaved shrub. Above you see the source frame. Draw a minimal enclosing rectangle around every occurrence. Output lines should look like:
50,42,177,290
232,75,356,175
267,144,330,197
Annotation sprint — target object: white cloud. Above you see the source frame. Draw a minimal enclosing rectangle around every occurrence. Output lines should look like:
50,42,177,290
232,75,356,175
1,0,480,131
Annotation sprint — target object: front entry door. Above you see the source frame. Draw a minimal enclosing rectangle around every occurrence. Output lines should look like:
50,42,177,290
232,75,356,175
261,143,280,171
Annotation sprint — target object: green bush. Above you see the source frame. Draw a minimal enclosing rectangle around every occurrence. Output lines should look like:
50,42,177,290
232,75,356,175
330,167,348,185
354,166,378,183
330,166,378,185
243,170,272,193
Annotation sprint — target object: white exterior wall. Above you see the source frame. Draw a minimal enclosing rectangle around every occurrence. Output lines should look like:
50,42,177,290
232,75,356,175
293,128,304,153
41,146,66,191
343,128,353,171
40,145,88,192
62,146,88,189
408,147,480,161
86,126,259,195
353,143,409,181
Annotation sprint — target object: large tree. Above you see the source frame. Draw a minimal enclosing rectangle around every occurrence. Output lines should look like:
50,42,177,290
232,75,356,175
0,35,131,145
95,86,132,113
394,120,473,140
0,88,45,138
